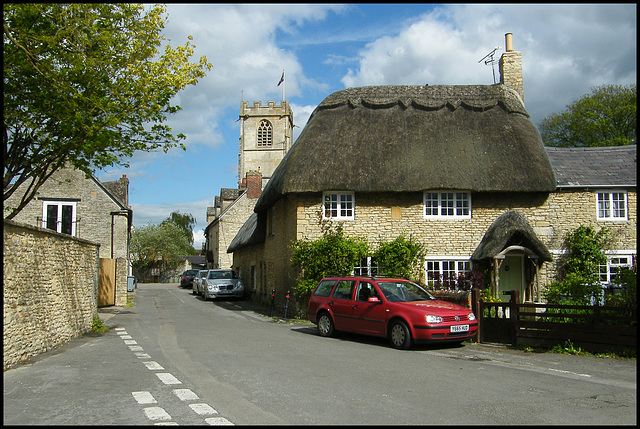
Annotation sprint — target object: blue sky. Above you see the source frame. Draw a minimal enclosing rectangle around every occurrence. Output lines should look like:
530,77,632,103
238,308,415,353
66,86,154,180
96,4,637,250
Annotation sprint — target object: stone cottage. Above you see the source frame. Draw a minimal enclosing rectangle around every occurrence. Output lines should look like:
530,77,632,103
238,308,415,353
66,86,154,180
227,34,636,315
4,166,133,306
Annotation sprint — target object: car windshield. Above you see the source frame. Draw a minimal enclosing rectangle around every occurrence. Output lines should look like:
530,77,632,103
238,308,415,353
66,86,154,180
187,270,199,276
377,281,435,302
208,270,237,280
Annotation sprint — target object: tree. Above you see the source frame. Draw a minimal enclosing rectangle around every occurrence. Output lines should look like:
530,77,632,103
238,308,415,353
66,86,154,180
290,221,370,297
130,221,195,277
544,225,610,305
165,211,196,246
373,236,426,282
3,4,212,219
539,84,636,147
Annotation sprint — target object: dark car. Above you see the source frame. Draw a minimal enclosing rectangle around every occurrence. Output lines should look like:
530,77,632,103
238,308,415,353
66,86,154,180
180,269,199,288
307,276,478,349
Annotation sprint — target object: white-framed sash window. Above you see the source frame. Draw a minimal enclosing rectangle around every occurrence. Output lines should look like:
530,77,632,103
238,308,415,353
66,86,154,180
323,192,354,220
597,190,628,221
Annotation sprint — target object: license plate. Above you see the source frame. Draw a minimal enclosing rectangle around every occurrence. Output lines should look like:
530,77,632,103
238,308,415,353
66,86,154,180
450,324,469,333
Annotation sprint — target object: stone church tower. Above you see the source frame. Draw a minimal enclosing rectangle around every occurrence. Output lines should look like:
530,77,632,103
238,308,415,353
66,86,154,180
238,100,294,188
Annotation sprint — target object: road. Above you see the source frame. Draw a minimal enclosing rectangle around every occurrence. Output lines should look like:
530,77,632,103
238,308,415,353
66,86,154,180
4,282,637,425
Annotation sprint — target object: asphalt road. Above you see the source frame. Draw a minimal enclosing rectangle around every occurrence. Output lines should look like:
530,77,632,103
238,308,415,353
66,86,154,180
3,282,637,425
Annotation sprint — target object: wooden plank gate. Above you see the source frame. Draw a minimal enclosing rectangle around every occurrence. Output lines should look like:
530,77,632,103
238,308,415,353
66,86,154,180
472,289,636,354
98,258,116,307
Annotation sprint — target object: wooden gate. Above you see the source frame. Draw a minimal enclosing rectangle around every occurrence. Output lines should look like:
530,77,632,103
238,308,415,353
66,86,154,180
98,258,116,307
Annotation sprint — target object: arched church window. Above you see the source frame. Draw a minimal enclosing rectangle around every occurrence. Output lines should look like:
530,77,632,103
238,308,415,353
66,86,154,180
257,120,273,147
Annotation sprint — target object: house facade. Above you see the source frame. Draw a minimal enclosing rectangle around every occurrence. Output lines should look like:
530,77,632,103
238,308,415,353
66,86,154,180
4,166,133,306
228,35,636,315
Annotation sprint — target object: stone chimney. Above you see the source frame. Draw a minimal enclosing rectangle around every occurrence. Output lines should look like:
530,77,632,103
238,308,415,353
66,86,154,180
499,32,524,102
245,170,262,199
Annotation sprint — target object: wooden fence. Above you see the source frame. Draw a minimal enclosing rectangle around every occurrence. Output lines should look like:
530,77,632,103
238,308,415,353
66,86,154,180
471,289,636,354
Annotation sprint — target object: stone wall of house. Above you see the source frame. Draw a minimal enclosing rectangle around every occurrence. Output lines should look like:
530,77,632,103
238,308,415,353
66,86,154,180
252,189,636,317
3,220,99,371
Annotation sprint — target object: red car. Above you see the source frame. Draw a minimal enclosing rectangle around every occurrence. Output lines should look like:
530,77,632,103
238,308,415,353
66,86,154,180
307,276,477,349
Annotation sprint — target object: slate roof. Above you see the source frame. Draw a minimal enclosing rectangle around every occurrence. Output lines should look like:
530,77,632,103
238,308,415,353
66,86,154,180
255,84,556,213
545,145,637,188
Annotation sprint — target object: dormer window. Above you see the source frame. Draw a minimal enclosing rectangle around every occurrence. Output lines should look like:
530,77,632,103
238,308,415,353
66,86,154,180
257,120,273,147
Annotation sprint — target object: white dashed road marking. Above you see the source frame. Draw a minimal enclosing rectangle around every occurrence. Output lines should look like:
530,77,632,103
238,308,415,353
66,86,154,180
132,391,157,404
143,361,165,370
173,388,199,401
143,406,172,421
122,327,233,425
189,403,218,415
156,373,182,385
205,417,234,425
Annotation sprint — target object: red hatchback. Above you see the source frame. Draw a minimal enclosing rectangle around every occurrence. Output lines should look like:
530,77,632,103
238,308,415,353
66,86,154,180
307,276,478,349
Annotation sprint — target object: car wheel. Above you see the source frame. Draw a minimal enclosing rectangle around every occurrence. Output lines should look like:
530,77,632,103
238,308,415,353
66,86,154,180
317,313,335,337
389,320,412,349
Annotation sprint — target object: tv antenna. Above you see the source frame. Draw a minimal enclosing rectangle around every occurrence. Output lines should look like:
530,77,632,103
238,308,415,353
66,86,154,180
478,46,501,84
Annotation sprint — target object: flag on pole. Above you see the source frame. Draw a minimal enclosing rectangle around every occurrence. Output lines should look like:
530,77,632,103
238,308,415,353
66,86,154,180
277,71,284,86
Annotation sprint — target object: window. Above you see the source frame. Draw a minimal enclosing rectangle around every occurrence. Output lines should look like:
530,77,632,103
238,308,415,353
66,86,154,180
323,192,354,220
599,254,634,285
331,280,356,300
267,206,275,236
597,191,628,221
313,279,337,297
41,201,77,236
424,191,471,218
425,258,471,290
356,281,380,302
353,257,379,277
257,120,273,147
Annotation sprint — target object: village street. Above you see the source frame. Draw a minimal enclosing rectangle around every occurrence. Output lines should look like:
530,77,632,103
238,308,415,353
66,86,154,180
3,282,636,425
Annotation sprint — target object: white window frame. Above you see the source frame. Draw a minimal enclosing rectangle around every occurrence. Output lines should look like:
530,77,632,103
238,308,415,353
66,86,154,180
424,191,471,219
41,201,77,236
425,257,472,289
596,190,628,221
323,192,354,220
598,252,635,285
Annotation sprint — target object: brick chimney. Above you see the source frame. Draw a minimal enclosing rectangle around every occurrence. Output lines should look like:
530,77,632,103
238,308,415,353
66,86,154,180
245,170,262,199
499,33,524,102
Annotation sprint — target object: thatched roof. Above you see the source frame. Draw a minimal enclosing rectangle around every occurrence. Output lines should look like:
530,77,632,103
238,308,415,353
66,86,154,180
255,84,556,212
471,210,552,262
546,145,637,188
227,212,263,253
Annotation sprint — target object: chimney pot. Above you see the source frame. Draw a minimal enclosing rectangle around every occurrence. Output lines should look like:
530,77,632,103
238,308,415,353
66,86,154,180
505,33,514,52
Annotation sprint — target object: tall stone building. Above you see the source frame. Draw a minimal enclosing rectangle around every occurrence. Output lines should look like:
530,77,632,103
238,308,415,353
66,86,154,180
237,100,294,188
205,100,293,271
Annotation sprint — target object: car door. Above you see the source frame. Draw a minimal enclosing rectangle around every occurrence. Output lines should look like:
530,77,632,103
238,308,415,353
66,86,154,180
328,280,357,331
351,280,387,335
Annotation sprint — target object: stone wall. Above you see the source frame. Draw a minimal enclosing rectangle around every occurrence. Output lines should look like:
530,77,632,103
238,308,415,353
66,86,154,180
3,220,99,371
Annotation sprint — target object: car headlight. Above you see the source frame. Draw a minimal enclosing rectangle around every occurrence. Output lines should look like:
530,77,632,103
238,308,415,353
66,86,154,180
468,313,476,321
426,315,443,323
208,285,218,291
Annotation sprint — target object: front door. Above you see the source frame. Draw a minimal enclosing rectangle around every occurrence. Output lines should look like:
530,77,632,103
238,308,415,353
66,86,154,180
498,254,524,302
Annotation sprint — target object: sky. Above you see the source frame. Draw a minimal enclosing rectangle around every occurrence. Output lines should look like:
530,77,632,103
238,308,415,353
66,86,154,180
96,3,637,250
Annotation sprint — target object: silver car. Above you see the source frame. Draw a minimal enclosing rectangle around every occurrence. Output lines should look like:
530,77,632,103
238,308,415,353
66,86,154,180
202,269,245,300
193,269,208,296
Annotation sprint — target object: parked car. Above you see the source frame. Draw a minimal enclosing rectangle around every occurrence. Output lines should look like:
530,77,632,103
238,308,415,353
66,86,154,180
307,276,478,349
202,269,245,300
180,269,199,288
193,269,209,295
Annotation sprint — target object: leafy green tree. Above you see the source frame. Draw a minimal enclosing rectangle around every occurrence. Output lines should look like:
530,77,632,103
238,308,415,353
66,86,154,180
290,222,369,297
3,3,212,219
544,225,610,304
373,236,426,282
539,84,636,147
165,211,196,246
130,221,195,276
